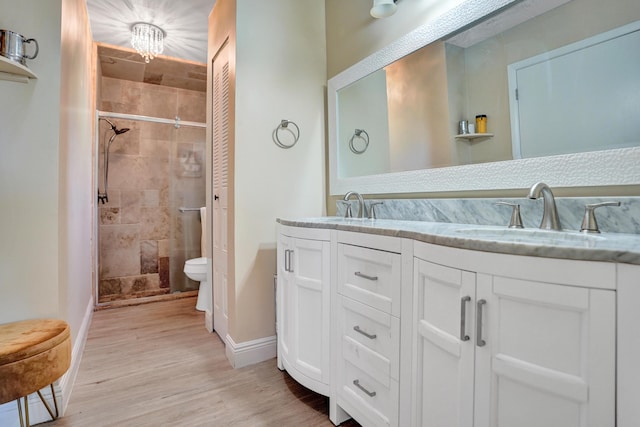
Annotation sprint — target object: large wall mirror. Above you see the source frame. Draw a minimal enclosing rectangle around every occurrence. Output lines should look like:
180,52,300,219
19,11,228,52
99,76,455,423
328,0,640,195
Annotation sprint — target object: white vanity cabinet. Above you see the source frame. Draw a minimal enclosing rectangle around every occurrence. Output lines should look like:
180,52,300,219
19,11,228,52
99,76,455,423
334,232,406,427
277,225,331,396
412,241,616,427
277,220,633,427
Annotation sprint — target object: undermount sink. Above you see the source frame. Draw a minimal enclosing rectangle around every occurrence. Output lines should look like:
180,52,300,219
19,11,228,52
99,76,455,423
455,227,606,243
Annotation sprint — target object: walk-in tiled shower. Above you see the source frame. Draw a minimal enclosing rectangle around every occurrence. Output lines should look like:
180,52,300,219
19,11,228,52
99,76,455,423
97,77,206,303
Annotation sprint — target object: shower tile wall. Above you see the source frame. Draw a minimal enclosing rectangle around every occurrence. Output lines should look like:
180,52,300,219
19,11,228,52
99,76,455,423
98,77,206,303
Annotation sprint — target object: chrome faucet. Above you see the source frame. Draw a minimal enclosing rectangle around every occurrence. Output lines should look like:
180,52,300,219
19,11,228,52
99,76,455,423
343,191,366,219
527,182,562,230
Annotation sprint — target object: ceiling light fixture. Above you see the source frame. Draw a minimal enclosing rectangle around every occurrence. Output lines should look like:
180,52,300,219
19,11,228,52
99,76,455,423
131,22,165,63
370,0,398,18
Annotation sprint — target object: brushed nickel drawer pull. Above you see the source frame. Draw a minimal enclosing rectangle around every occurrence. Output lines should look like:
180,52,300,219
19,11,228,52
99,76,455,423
354,271,378,281
288,250,294,273
353,325,377,340
284,249,290,272
460,296,471,341
476,299,486,347
353,379,376,397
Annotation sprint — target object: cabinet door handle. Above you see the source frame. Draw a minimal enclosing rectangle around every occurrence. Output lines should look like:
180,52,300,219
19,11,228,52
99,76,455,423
288,250,294,273
460,296,471,341
353,379,376,397
284,249,290,272
354,271,378,281
476,299,486,347
353,325,377,340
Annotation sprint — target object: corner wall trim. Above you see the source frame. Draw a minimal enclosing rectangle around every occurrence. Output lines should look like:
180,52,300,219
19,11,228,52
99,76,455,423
0,296,94,426
60,295,94,412
225,334,277,369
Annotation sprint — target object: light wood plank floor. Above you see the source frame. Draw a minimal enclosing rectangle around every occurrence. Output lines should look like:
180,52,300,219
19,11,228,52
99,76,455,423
50,297,359,427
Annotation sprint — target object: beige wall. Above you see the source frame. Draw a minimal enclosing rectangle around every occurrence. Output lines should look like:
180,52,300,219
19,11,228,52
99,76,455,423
386,41,451,170
0,1,93,418
326,0,464,78
209,0,327,344
59,0,95,346
0,0,62,323
0,0,93,347
337,69,390,177
0,0,93,337
234,0,326,342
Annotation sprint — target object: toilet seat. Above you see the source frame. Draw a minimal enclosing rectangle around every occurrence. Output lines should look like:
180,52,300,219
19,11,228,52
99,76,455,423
184,257,207,282
185,256,207,267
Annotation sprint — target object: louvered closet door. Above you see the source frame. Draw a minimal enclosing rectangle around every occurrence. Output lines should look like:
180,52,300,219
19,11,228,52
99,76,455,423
211,39,230,344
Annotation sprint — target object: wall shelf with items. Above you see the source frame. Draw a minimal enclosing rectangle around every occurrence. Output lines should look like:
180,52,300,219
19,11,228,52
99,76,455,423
0,56,37,83
455,133,494,141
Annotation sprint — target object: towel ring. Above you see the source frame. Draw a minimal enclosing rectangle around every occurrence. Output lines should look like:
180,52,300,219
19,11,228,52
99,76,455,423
349,129,369,154
273,119,300,149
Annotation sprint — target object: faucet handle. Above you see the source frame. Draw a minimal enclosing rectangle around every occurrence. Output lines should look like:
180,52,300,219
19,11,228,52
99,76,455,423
496,201,524,229
368,201,384,220
580,201,621,233
337,200,353,218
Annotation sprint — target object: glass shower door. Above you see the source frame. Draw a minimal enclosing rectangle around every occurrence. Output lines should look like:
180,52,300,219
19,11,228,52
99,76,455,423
97,118,206,303
170,125,207,293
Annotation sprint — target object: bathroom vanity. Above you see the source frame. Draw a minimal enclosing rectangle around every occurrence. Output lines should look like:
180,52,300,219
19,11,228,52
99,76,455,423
276,217,640,427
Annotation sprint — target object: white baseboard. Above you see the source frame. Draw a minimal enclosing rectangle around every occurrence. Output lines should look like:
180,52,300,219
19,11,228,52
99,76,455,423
0,296,94,427
225,334,277,369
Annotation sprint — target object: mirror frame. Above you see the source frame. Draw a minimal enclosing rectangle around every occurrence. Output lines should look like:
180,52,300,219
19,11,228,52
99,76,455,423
328,0,640,195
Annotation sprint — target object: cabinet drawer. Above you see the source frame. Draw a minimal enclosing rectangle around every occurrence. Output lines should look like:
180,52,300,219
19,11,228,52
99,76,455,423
338,357,399,427
339,295,400,380
338,243,401,316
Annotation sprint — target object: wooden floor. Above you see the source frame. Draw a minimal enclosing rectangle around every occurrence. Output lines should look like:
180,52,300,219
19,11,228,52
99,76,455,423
50,297,359,427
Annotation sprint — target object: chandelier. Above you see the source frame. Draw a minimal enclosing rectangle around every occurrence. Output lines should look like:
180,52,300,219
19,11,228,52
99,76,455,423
131,23,165,63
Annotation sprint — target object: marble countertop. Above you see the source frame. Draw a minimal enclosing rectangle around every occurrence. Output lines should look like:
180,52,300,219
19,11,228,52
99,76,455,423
278,217,640,265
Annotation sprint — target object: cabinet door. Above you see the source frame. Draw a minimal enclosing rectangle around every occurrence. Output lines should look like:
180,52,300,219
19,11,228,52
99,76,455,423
278,235,331,391
289,237,330,384
474,276,615,427
412,259,476,427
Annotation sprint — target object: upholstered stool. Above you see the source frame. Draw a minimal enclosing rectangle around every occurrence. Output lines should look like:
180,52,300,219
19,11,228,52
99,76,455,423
0,319,71,427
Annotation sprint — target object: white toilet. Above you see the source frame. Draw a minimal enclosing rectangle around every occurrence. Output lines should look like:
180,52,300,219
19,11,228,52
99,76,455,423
184,207,211,312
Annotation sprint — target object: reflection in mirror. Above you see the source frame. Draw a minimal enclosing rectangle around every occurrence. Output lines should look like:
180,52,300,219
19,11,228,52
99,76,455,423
335,0,640,180
508,21,640,158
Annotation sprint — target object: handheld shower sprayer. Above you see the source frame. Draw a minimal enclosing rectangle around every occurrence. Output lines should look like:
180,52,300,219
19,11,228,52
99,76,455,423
100,117,130,135
98,118,130,204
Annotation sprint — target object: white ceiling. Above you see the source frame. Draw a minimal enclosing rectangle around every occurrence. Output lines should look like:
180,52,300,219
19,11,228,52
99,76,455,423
86,0,216,64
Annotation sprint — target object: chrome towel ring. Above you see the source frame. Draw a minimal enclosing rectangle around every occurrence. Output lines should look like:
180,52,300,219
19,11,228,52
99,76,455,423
273,119,300,149
349,129,369,154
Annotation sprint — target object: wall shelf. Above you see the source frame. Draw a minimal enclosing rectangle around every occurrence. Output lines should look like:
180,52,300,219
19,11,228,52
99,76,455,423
455,133,494,141
0,55,37,83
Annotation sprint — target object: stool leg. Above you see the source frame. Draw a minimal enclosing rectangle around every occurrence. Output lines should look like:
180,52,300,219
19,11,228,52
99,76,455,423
24,396,30,427
51,383,60,418
16,398,25,427
36,383,60,420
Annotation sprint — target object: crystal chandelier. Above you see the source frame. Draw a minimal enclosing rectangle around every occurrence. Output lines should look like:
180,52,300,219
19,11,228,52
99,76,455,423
131,23,165,63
